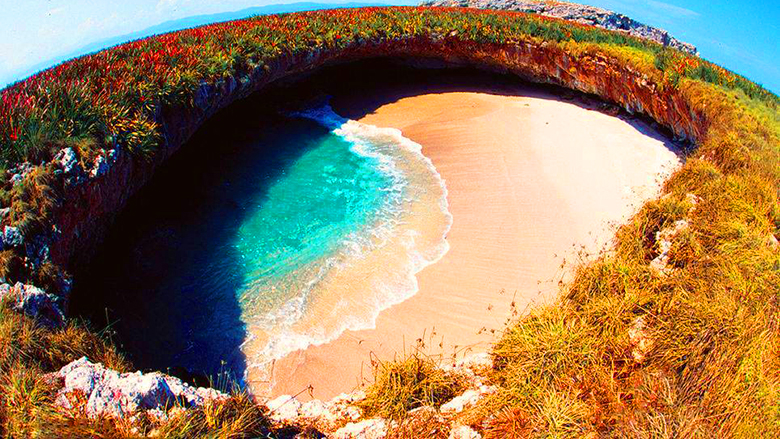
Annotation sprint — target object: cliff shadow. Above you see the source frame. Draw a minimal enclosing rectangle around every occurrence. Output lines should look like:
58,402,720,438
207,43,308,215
272,58,686,155
69,92,334,387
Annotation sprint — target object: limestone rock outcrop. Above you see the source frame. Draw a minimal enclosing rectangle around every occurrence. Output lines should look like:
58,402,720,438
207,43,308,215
333,418,389,438
422,0,697,55
0,282,65,328
650,193,700,275
54,357,227,420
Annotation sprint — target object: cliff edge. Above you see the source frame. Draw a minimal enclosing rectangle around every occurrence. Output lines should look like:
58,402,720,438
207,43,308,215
422,0,698,55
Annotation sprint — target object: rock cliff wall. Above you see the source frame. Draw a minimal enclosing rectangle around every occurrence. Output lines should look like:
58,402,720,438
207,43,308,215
32,35,707,308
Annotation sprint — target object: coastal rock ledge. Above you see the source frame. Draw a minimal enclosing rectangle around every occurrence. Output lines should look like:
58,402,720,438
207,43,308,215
53,357,227,421
422,0,698,55
0,282,65,328
49,353,495,436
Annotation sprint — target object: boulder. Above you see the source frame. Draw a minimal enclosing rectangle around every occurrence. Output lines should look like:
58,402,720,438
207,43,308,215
332,418,388,439
3,226,23,248
266,394,302,423
440,385,497,413
55,357,226,419
0,282,65,328
449,425,482,439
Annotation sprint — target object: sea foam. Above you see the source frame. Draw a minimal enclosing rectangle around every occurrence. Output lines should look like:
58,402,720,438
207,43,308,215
239,103,452,390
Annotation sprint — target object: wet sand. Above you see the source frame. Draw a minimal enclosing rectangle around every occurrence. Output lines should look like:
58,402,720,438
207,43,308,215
267,84,681,400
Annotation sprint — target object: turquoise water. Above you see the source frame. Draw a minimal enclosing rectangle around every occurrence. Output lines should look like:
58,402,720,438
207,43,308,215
229,114,395,318
72,103,451,388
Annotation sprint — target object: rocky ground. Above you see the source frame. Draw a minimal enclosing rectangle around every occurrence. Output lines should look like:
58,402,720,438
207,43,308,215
45,353,494,438
421,0,698,55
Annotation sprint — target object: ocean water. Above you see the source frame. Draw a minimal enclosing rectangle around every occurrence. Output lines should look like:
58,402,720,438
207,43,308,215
72,103,451,390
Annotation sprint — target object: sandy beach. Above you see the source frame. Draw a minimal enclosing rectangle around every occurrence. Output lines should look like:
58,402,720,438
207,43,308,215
267,83,681,400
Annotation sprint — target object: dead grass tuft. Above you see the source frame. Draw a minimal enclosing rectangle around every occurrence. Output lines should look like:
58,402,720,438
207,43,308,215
359,349,467,421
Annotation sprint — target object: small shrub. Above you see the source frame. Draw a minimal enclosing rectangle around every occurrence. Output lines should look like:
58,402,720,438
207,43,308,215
360,350,467,421
156,392,270,439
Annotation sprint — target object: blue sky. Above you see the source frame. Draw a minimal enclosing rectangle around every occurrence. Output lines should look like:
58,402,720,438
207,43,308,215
582,0,780,94
0,0,778,93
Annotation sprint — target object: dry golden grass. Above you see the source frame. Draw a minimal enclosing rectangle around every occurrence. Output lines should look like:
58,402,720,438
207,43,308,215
155,393,271,439
460,80,780,437
359,349,468,421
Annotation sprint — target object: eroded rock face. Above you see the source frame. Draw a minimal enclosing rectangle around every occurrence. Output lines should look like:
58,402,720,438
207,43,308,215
49,351,501,435
54,357,226,420
15,28,706,309
0,282,65,328
422,0,698,55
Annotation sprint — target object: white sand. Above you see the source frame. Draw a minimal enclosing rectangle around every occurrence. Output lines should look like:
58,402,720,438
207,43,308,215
267,85,681,400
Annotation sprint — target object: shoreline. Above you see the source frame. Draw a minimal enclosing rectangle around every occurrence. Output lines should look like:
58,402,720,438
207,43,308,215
264,82,682,400
241,105,454,389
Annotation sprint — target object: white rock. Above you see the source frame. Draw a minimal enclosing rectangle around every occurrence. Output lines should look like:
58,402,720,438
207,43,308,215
91,154,109,178
628,316,653,363
685,193,700,209
650,219,689,275
9,162,34,186
299,399,328,419
3,226,23,247
0,282,65,328
55,357,226,418
56,147,78,173
331,390,366,404
440,385,496,413
449,425,482,439
440,353,492,390
54,147,87,184
342,405,362,421
265,395,301,422
327,390,364,421
332,418,387,439
441,390,480,413
458,352,492,369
